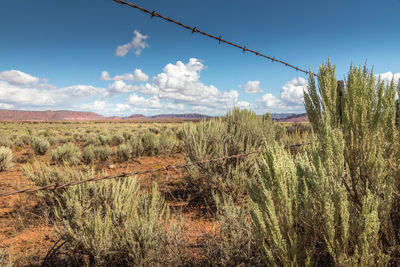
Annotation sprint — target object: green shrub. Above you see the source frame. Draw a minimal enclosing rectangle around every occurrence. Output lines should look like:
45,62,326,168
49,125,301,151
54,179,169,266
23,162,95,213
110,133,124,146
0,146,13,172
0,135,11,148
116,144,132,162
247,62,399,265
141,132,159,156
82,145,95,164
159,131,177,154
203,194,261,266
30,136,50,155
97,135,110,146
182,108,276,207
127,135,144,157
51,143,82,165
93,145,112,162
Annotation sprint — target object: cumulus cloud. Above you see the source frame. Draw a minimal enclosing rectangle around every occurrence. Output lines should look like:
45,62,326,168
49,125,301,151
243,80,263,93
0,70,40,85
116,30,149,57
280,77,307,105
257,77,307,112
80,100,109,112
0,70,107,110
376,72,400,84
150,58,238,109
101,69,148,82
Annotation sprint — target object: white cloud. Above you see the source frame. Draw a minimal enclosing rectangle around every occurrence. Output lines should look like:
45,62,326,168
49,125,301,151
80,100,108,111
243,80,263,93
0,70,40,85
236,101,253,109
101,69,148,82
0,103,14,109
116,30,149,57
150,58,238,109
0,70,107,109
257,77,307,113
280,77,307,105
376,72,400,84
126,93,162,109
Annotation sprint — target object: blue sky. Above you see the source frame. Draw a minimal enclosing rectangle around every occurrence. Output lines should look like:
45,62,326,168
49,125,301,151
0,0,399,116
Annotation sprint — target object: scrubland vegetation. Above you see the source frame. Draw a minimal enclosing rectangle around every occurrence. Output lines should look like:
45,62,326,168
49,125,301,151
1,62,400,266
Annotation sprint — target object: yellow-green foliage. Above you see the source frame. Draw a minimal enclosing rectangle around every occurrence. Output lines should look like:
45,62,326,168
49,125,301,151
51,143,82,165
93,145,112,162
82,145,95,163
0,146,13,172
248,61,400,266
30,136,50,155
0,248,12,267
141,132,159,156
182,108,277,206
54,179,169,266
116,144,132,162
23,162,95,211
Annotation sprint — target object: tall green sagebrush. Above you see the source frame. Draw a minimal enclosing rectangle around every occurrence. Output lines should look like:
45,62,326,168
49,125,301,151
248,61,400,266
182,108,278,207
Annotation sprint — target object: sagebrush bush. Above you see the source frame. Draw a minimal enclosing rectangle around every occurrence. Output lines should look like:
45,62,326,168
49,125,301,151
51,143,82,165
30,136,50,155
158,131,177,154
93,145,112,162
0,135,11,148
110,133,124,146
117,144,132,162
54,179,169,266
248,62,400,265
127,135,144,157
0,146,13,172
82,145,95,163
182,108,277,207
141,132,159,156
23,162,95,214
202,194,261,266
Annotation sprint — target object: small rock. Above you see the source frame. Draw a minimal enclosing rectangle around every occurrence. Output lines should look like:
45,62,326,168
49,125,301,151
108,164,116,169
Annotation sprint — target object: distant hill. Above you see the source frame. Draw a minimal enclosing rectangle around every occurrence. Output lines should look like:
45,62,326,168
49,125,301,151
0,109,211,122
275,113,309,122
0,109,104,121
0,109,307,122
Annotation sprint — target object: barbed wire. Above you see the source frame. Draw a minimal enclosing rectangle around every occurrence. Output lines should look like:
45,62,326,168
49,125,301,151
0,143,309,198
113,0,317,77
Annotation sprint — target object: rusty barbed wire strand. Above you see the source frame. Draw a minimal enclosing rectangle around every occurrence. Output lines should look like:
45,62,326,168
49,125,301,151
113,0,317,77
0,143,309,198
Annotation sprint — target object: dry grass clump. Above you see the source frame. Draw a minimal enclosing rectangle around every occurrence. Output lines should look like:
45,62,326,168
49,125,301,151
0,146,13,172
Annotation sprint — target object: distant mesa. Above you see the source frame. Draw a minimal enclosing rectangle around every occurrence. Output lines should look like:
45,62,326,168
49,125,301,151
0,109,308,122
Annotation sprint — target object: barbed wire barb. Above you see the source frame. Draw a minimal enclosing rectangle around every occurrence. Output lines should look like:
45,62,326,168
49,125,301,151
113,0,317,77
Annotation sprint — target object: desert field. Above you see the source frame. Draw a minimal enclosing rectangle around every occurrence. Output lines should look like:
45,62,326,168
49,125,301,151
0,111,311,266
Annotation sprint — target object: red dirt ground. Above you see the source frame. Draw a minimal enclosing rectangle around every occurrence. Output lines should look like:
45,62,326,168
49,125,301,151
0,147,218,265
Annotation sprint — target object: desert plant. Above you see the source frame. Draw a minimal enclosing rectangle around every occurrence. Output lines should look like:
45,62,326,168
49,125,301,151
182,108,276,207
141,132,159,156
0,248,12,267
82,145,95,163
30,136,50,155
110,133,124,146
54,179,169,266
51,143,82,165
23,162,95,215
158,131,177,154
127,135,144,157
0,135,11,148
0,146,13,172
93,145,112,162
116,144,132,162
